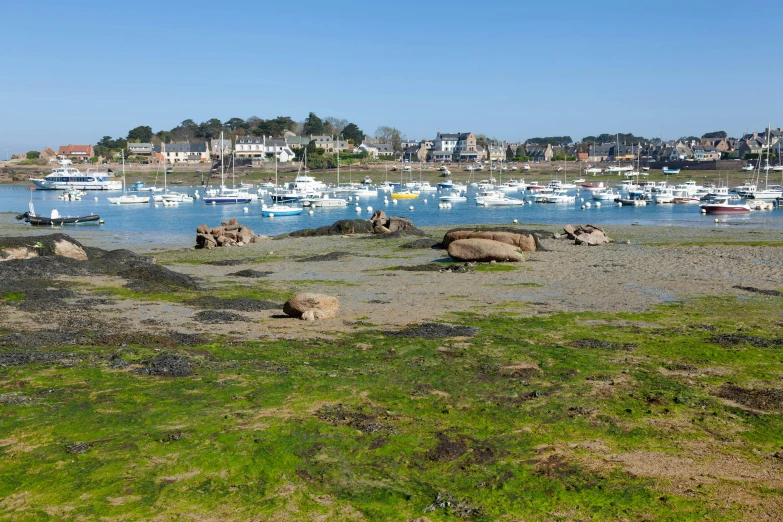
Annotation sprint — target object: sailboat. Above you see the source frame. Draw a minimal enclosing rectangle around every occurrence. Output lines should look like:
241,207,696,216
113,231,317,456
108,151,150,204
154,155,193,203
390,162,419,199
262,153,303,216
747,123,783,200
203,132,252,204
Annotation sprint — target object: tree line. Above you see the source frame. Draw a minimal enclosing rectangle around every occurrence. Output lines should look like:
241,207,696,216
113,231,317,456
91,113,406,159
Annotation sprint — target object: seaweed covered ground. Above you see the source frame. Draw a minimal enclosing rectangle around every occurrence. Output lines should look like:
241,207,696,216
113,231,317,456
1,226,782,520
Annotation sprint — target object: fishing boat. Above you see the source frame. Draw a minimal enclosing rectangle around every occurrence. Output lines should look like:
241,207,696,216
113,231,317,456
653,187,676,204
261,203,303,216
107,152,150,204
700,197,751,214
662,166,681,175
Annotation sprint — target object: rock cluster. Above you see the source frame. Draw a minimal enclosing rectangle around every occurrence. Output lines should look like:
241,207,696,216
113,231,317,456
442,230,537,252
283,292,339,321
561,224,612,246
369,210,416,234
0,233,89,262
195,218,265,249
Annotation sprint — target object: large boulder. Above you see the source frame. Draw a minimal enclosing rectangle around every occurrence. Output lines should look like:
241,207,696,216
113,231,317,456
283,293,340,321
562,224,612,246
387,216,416,233
370,210,387,227
447,239,525,262
443,230,537,252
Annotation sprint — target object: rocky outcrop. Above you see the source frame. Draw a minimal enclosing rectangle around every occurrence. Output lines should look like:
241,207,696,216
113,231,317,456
562,224,612,246
443,230,537,252
283,293,339,321
0,233,90,262
195,218,265,249
447,239,525,262
287,216,422,238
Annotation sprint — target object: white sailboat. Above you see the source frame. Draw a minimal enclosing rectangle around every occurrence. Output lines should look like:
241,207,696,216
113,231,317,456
107,151,150,204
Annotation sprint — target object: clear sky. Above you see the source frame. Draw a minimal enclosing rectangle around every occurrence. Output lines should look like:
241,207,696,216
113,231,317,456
1,0,781,154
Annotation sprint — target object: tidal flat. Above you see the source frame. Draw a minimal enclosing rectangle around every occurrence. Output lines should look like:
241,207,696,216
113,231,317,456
0,224,782,520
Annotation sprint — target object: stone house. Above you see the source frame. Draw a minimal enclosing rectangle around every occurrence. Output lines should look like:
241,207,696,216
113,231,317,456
524,143,553,162
692,144,720,161
127,143,153,156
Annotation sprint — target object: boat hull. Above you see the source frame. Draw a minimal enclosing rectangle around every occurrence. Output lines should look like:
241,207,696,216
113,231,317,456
701,205,751,214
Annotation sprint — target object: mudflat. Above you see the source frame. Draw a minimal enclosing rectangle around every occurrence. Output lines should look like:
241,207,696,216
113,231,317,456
1,223,782,520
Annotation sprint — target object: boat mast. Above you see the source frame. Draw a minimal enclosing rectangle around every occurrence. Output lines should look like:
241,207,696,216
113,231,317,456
765,123,771,188
121,149,126,194
220,131,225,189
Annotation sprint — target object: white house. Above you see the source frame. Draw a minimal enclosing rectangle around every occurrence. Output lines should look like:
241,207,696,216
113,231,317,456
155,142,210,164
235,136,295,162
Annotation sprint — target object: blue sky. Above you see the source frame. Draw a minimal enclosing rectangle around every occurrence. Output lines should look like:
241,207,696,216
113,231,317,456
1,0,782,154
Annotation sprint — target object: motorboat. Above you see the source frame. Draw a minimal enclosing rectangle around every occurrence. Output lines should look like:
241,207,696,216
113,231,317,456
131,181,163,192
362,176,372,185
30,164,123,191
413,182,438,192
580,181,605,191
592,189,619,201
522,164,530,171
107,193,150,204
525,181,546,191
378,181,396,192
301,194,347,207
746,185,783,200
741,164,755,172
261,203,303,216
543,190,575,203
437,179,453,189
203,186,253,204
584,167,603,175
477,193,525,206
618,196,649,206
156,192,194,203
731,182,757,197
572,178,586,183
390,190,419,199
439,192,467,202
58,187,85,201
662,166,681,175
530,188,555,203
606,165,634,174
700,197,751,214
673,195,701,204
653,188,675,204
351,186,377,197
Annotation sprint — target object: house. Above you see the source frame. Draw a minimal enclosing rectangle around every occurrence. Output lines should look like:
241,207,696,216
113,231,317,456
692,144,720,161
430,150,453,162
610,144,639,161
286,136,311,150
40,147,58,162
506,143,519,160
127,143,153,156
404,143,429,163
433,132,478,162
524,143,553,162
235,136,296,162
487,143,505,161
737,138,764,158
57,144,94,161
674,142,693,160
359,142,394,158
586,144,612,162
155,142,210,164
210,138,232,158
309,135,349,152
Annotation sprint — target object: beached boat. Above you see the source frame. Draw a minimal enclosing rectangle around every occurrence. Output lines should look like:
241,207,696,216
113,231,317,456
662,166,681,175
16,203,100,226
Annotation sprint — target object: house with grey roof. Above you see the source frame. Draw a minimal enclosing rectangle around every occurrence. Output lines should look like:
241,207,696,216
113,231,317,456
309,135,349,152
127,143,153,156
285,135,311,150
692,144,720,161
154,142,210,164
525,143,553,162
359,142,394,158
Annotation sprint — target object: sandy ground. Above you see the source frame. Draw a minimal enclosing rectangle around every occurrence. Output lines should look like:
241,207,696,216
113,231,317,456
2,223,781,343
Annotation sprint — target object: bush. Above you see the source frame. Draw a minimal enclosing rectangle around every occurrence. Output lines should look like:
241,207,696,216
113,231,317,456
26,151,40,160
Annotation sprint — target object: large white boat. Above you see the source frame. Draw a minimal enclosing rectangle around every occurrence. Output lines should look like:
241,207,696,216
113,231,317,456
31,165,123,191
542,190,575,203
301,194,347,207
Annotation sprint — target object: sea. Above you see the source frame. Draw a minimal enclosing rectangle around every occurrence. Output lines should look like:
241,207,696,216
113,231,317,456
1,184,781,246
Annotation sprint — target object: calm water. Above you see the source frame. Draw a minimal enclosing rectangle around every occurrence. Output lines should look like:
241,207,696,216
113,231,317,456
1,185,781,245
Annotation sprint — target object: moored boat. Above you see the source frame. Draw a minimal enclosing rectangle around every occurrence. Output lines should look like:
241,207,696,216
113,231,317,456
700,197,751,214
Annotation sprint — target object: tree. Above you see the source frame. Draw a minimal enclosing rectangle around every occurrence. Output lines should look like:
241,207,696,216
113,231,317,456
375,126,404,151
26,151,40,160
127,125,153,143
224,117,249,132
302,112,325,136
342,123,364,145
475,134,490,148
325,117,348,134
253,116,297,137
702,131,727,139
527,136,573,145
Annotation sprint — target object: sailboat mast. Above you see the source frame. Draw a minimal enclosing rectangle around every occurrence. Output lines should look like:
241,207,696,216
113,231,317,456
220,131,225,188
